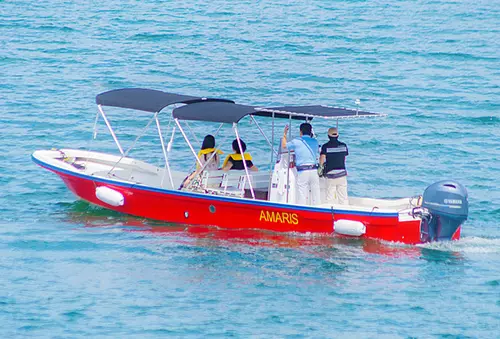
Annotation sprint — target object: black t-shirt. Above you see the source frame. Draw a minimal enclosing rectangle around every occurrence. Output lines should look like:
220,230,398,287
320,139,348,173
228,157,254,170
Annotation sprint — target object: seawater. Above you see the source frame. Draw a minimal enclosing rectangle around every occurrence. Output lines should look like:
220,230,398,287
1,0,499,337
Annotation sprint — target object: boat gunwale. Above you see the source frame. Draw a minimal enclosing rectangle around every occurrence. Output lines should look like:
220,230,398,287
32,152,401,218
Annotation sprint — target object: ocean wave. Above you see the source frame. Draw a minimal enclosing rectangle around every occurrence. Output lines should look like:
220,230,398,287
461,115,500,125
395,50,498,62
37,25,77,32
128,33,185,41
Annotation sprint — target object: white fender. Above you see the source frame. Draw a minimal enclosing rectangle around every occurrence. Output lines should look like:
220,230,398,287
334,219,366,237
95,186,124,207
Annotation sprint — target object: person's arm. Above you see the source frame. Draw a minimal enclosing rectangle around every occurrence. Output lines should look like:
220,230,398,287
281,125,289,149
319,144,327,165
182,169,199,188
221,155,232,171
249,160,258,171
320,154,326,166
223,162,233,171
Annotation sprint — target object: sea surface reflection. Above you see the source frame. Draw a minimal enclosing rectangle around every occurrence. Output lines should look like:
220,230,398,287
60,201,466,265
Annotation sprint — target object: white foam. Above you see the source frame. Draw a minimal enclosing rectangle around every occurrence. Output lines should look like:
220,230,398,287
417,236,500,253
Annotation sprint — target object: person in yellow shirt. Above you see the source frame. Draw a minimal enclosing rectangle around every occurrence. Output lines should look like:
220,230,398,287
181,135,223,188
222,139,258,171
197,135,223,170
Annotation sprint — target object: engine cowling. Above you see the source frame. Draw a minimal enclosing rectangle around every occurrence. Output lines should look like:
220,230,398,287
420,180,468,242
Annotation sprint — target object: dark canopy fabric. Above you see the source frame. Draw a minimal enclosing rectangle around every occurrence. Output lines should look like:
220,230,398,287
96,88,233,113
255,105,384,119
172,103,384,123
172,101,258,123
96,88,385,122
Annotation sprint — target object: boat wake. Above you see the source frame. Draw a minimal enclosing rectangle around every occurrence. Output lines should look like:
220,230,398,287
57,201,499,257
417,236,500,254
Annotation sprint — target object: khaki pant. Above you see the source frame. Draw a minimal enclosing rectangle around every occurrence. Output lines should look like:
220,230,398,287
326,175,348,205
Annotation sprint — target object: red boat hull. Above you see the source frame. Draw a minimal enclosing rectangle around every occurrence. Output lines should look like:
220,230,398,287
35,159,461,245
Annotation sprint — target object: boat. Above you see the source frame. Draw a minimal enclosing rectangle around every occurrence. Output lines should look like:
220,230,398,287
32,88,469,244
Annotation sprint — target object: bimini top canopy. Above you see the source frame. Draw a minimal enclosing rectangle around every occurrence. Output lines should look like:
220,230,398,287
172,102,385,123
172,101,259,123
97,88,385,122
256,105,385,120
96,88,233,113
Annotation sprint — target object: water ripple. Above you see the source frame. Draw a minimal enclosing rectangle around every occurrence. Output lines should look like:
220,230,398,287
1,0,499,337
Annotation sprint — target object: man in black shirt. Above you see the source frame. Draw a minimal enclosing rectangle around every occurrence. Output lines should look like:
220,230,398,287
319,127,349,205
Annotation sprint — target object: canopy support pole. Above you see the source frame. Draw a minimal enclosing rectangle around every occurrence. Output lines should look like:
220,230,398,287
286,114,292,203
156,116,174,189
270,111,275,168
267,111,275,199
98,105,124,155
85,111,100,169
214,123,224,137
233,123,255,200
184,121,199,146
175,119,203,167
167,126,176,153
107,113,157,176
250,115,277,157
92,111,99,139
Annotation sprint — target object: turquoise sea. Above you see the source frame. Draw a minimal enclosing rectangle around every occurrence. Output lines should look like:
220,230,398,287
1,0,499,337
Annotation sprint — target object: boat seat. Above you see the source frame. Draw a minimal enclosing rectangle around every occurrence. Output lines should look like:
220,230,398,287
214,172,271,198
199,172,246,196
197,170,242,197
200,170,225,188
211,172,243,196
240,173,270,200
220,172,239,188
238,172,270,190
201,171,271,199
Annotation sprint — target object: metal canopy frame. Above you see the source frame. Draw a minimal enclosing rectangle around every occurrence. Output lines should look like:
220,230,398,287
255,106,387,120
93,88,387,201
95,105,272,199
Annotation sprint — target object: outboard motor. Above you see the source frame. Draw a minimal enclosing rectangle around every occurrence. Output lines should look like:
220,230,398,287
420,180,468,242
